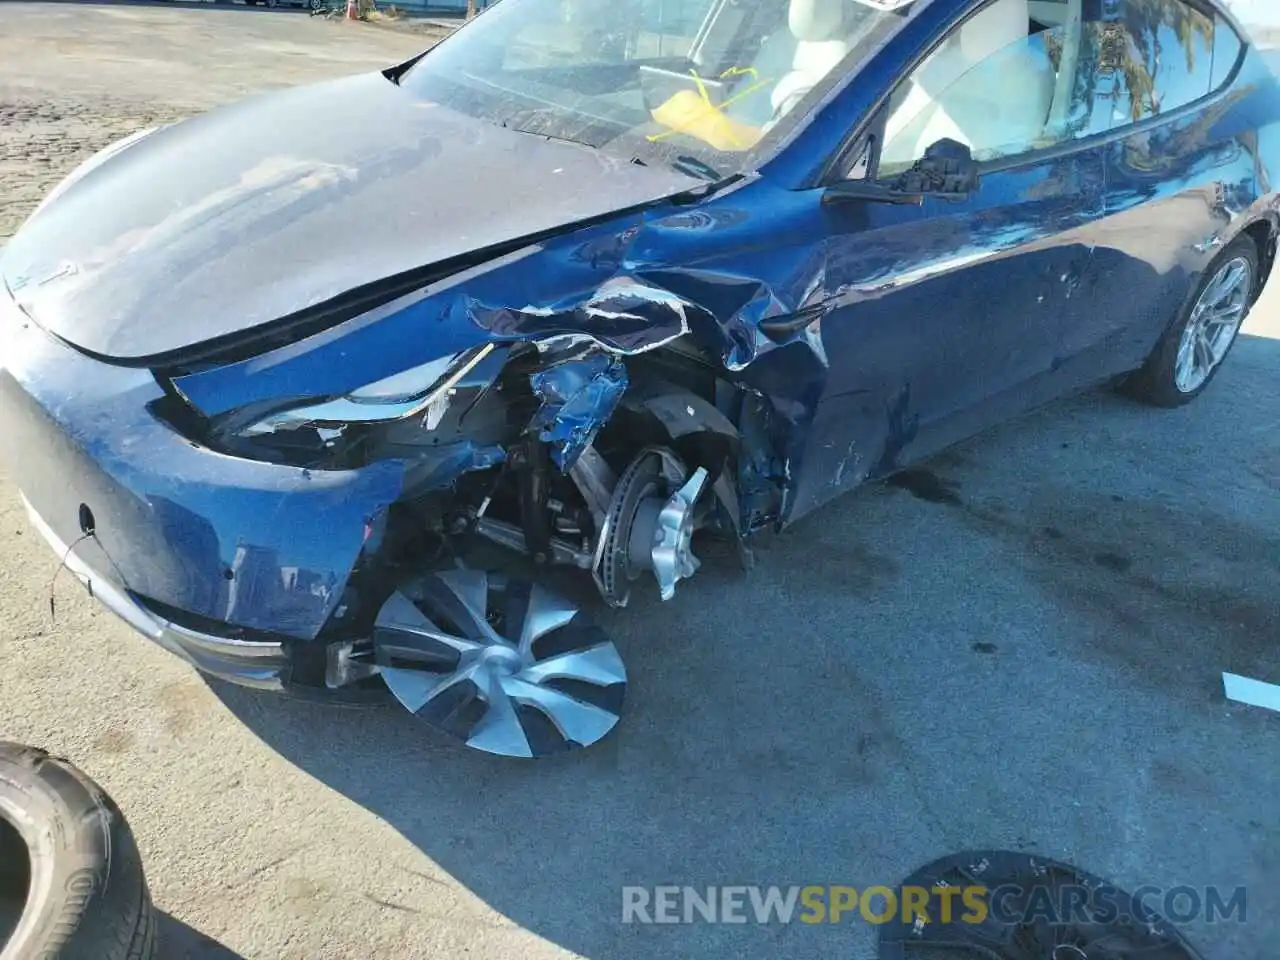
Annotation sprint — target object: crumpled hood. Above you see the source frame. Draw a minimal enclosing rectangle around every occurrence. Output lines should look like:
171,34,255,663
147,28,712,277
0,71,698,362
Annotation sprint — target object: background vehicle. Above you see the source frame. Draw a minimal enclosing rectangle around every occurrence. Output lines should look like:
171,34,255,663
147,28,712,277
237,0,323,9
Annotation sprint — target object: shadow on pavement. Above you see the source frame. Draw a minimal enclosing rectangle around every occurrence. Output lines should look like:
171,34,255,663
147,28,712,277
205,552,915,960
158,912,248,960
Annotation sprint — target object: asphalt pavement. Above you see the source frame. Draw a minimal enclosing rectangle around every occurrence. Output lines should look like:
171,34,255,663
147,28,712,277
0,6,1277,959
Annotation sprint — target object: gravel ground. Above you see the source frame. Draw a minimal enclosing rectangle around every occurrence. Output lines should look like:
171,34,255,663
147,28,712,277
0,5,1278,960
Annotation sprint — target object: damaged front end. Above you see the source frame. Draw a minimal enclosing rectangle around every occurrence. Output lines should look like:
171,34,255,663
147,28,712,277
166,269,744,607
143,258,761,754
7,179,823,756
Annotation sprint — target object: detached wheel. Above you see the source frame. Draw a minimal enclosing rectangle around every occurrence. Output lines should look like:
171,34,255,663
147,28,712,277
0,744,154,960
374,570,627,758
1124,234,1258,407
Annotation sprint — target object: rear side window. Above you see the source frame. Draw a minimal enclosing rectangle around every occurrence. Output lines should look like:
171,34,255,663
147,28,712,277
1106,0,1219,126
876,0,1245,176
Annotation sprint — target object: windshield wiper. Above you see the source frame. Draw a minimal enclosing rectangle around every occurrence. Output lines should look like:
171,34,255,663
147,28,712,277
668,155,724,182
500,120,597,150
631,154,724,182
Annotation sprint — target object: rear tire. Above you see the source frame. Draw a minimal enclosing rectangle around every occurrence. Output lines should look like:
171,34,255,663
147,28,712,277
1122,234,1258,408
0,743,154,960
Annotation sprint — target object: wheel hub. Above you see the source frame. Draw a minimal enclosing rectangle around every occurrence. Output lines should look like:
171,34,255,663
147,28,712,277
651,467,708,601
478,644,523,673
594,446,709,607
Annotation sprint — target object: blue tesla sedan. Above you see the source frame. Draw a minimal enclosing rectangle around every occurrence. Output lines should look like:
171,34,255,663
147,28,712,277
0,0,1275,757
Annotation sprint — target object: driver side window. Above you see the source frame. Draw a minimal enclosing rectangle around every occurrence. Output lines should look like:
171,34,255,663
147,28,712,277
878,0,1233,177
880,0,1107,175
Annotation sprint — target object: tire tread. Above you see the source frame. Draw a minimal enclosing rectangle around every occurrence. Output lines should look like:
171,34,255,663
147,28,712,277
0,742,155,960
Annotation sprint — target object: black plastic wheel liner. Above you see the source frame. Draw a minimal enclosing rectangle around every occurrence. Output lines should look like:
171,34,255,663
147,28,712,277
878,850,1207,960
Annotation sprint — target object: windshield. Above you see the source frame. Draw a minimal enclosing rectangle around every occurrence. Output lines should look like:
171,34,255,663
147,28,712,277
399,0,914,178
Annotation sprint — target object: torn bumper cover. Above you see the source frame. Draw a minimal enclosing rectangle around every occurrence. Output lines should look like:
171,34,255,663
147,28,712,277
0,272,705,682
529,352,629,470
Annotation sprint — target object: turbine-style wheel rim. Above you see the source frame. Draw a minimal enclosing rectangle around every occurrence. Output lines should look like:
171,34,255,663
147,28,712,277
374,570,626,757
1175,256,1251,394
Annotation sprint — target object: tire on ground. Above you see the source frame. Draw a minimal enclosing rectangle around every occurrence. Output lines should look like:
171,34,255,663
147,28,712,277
0,742,155,960
1122,233,1260,408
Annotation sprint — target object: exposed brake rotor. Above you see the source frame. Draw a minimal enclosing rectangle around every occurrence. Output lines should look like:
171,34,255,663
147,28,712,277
594,446,708,607
373,569,626,757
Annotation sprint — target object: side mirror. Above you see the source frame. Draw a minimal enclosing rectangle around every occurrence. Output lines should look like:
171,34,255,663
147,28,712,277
895,138,979,201
822,138,979,207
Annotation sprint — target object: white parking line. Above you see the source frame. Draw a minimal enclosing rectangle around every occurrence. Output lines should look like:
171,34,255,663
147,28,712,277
1223,672,1280,713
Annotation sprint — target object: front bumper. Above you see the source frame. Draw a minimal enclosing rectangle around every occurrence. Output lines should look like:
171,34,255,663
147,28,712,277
0,283,406,644
24,494,290,689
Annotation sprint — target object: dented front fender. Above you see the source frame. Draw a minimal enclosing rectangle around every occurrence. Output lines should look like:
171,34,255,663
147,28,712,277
165,180,842,536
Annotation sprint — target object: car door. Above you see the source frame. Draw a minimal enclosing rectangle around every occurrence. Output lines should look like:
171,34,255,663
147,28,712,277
778,0,1112,522
1072,0,1257,377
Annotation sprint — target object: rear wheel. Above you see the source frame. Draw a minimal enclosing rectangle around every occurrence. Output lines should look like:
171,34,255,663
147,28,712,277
1123,235,1258,407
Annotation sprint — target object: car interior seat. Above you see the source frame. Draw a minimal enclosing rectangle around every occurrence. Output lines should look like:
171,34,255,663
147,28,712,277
768,0,853,124
722,0,851,128
880,0,1057,170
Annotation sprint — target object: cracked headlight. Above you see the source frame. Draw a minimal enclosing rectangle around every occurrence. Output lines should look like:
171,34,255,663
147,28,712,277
235,344,495,439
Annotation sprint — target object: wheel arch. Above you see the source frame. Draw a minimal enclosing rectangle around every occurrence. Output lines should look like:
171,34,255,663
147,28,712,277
607,372,749,541
621,378,741,446
1240,214,1278,301
616,375,740,471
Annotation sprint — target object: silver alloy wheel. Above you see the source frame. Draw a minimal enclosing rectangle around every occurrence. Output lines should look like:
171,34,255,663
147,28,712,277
1174,255,1252,394
374,569,626,757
